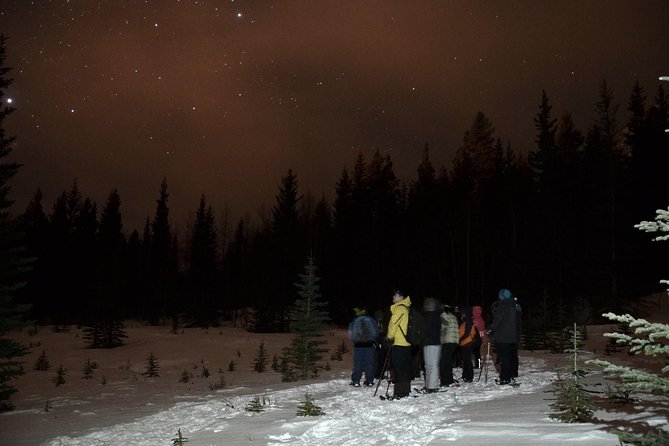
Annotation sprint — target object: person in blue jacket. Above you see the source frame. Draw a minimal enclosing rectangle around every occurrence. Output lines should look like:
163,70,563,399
348,307,380,387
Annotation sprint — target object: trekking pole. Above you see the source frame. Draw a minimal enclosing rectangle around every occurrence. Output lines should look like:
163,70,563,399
483,339,490,384
373,345,392,397
477,338,491,382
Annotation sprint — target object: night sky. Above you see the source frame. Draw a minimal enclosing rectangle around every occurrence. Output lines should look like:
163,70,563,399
2,1,668,231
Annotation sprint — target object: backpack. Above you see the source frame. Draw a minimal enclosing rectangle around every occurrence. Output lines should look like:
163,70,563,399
400,305,425,345
460,323,480,347
350,316,378,343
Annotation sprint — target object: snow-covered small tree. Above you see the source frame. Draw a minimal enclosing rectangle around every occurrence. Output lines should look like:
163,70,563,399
244,395,265,413
587,314,668,394
585,207,669,445
296,392,325,416
549,323,595,423
282,256,330,380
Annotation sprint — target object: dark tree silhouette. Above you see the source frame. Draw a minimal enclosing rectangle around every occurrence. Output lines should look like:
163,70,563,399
0,35,30,411
188,193,219,326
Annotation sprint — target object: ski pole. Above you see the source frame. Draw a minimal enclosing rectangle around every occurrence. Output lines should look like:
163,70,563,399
374,344,392,397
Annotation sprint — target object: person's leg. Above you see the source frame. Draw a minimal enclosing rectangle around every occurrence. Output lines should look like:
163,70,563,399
362,347,376,385
461,346,473,382
423,345,440,390
496,343,513,383
391,345,412,398
351,346,363,385
440,343,456,386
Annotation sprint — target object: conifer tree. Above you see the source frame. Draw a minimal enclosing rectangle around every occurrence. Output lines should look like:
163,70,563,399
252,342,268,373
97,189,126,318
296,392,325,416
33,350,50,371
244,395,265,413
145,178,173,323
188,193,219,326
142,352,160,378
549,324,595,423
256,169,304,332
82,320,127,349
0,35,30,411
282,256,330,380
52,365,66,386
171,428,188,445
178,369,191,383
586,207,669,445
82,359,96,379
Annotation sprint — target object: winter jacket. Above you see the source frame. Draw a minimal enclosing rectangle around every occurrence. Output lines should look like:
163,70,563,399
491,298,517,343
348,315,380,346
423,310,442,346
440,311,459,344
459,307,479,347
459,321,479,347
387,296,411,347
472,305,487,342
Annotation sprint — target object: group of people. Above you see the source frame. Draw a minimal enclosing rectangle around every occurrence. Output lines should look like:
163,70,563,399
347,289,522,399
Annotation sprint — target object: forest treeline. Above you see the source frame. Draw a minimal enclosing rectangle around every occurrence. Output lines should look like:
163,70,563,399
15,80,669,332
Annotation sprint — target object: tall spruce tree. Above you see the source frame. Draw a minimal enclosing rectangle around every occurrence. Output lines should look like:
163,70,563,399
188,194,219,326
451,112,496,304
582,80,624,311
282,256,330,380
0,35,30,411
146,178,173,323
19,189,48,320
259,169,303,332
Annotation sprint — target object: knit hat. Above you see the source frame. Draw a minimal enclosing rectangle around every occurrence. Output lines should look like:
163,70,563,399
498,288,512,300
353,307,367,316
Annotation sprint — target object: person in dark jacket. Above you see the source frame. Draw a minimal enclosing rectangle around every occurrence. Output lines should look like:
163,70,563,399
348,307,379,387
422,297,442,392
490,288,517,385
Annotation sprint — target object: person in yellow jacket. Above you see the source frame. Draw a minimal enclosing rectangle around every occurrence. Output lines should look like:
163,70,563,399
386,291,412,398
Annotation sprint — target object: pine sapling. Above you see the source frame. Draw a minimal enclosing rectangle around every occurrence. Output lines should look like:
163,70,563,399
252,342,268,373
178,370,192,383
142,352,160,378
549,323,595,423
171,428,188,445
586,311,669,446
244,395,265,413
271,354,279,372
82,358,96,379
52,365,67,387
296,393,325,416
33,350,50,371
227,360,236,372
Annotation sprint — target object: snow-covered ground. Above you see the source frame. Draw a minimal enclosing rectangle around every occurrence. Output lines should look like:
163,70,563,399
1,324,667,445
